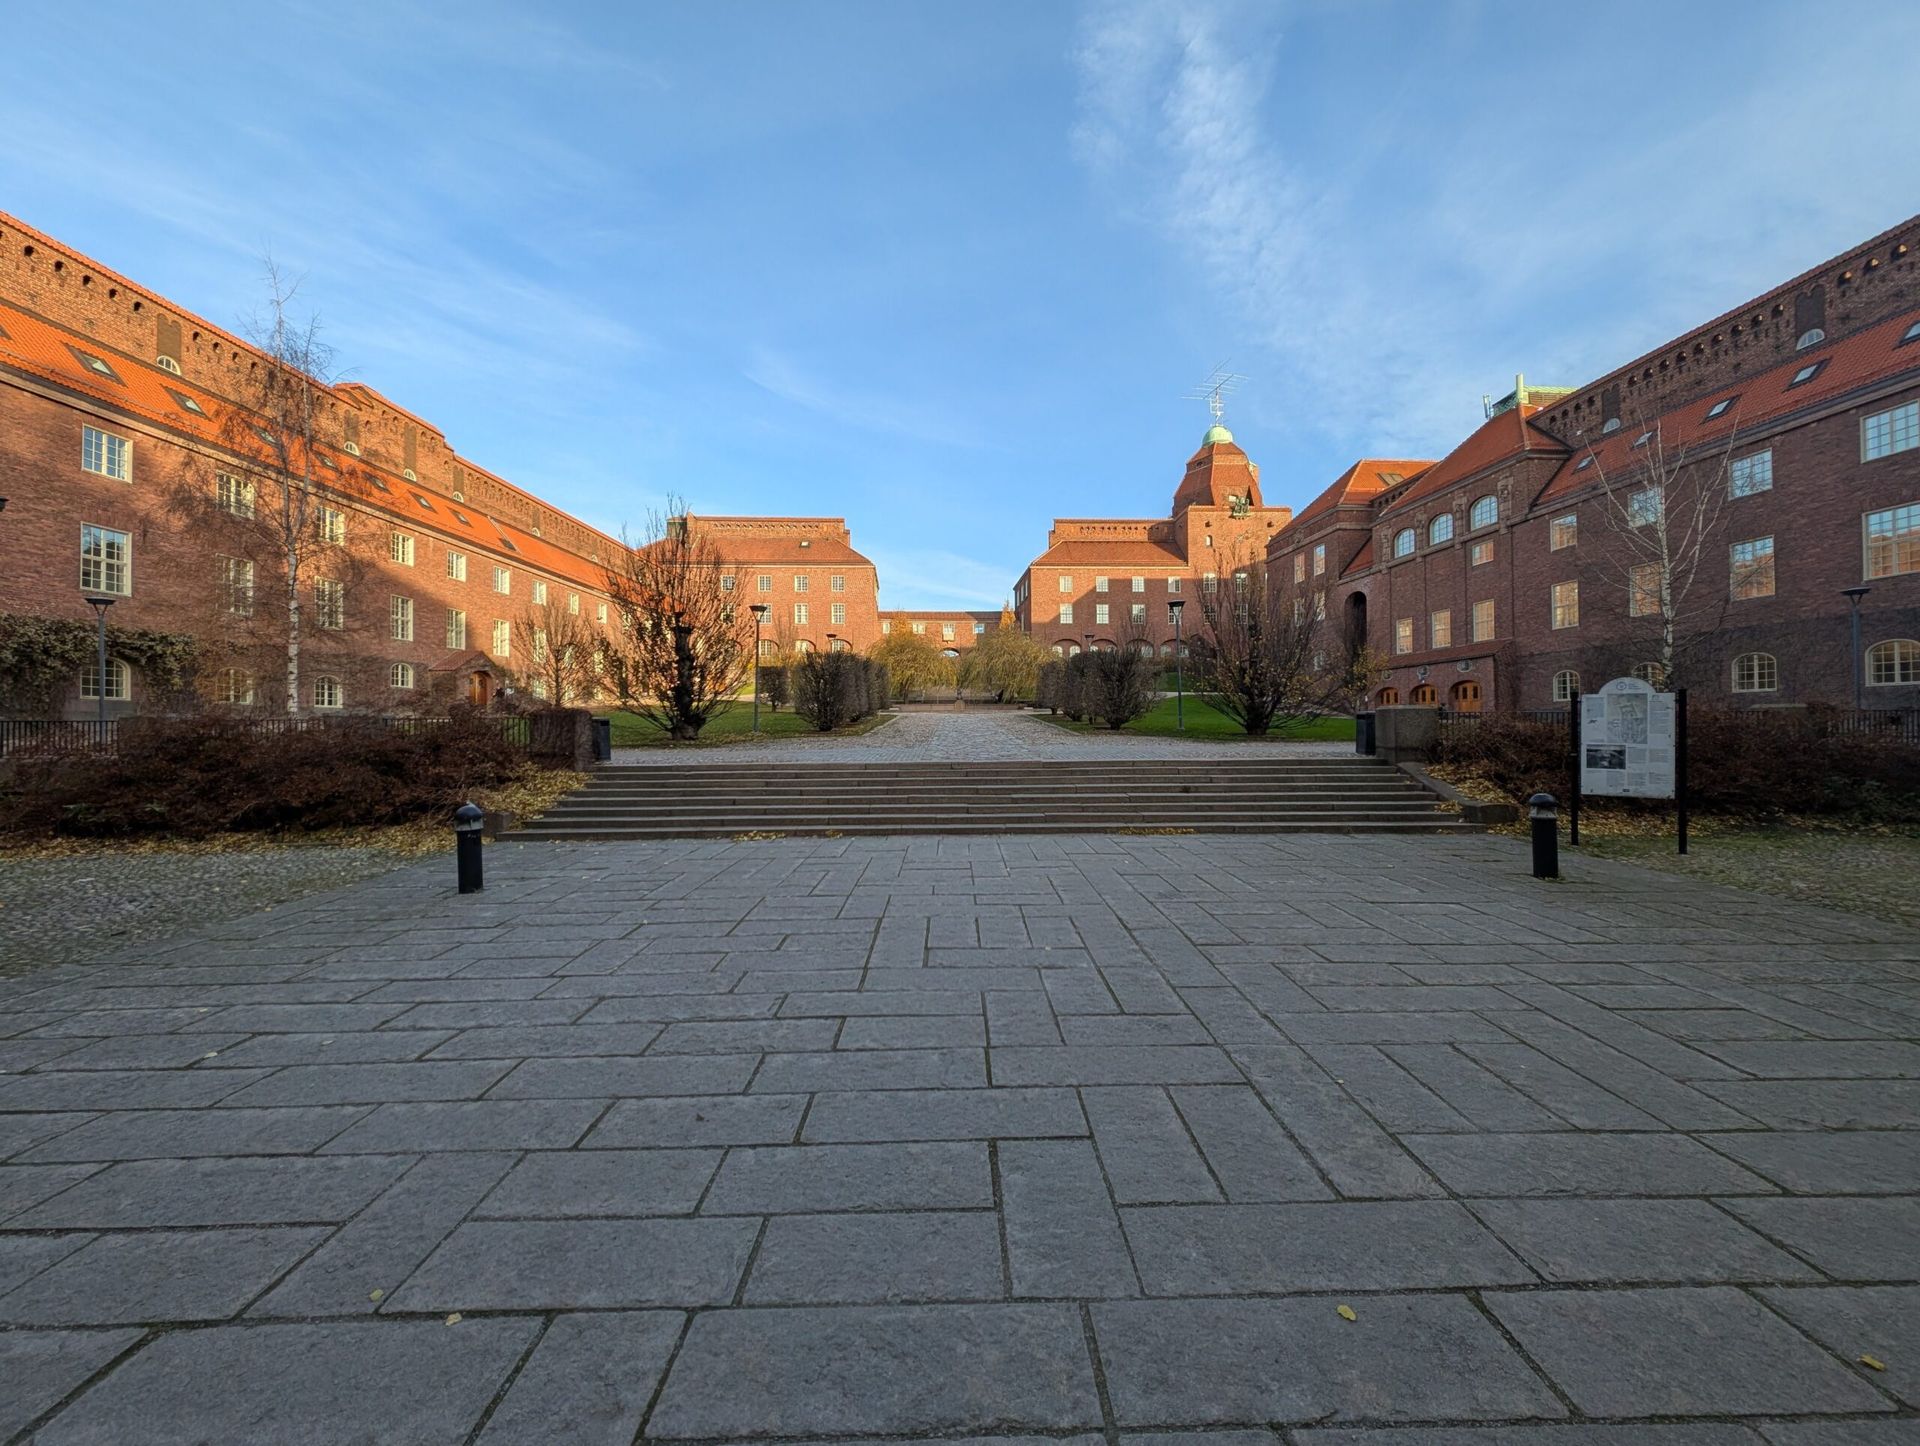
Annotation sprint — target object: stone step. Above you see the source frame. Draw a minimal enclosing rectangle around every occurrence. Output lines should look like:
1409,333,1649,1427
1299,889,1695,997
516,818,1479,840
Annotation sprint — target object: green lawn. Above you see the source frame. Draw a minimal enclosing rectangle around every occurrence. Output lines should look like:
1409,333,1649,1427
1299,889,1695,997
1037,697,1356,742
599,707,892,748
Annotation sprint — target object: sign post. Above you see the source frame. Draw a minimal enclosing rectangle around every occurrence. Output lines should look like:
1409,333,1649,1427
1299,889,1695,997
1579,676,1686,853
1567,688,1581,847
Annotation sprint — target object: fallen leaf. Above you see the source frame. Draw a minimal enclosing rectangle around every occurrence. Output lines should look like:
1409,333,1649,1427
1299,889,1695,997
1336,1304,1357,1322
1861,1354,1887,1371
202,1051,219,1060
445,1312,462,1325
368,1289,384,1302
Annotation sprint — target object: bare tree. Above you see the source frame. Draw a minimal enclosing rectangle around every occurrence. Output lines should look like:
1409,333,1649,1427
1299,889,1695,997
511,598,604,705
1585,417,1739,689
1190,558,1365,735
601,503,750,739
164,262,369,712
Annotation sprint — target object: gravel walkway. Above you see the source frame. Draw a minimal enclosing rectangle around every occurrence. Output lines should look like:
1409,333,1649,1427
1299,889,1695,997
613,708,1351,764
0,847,419,977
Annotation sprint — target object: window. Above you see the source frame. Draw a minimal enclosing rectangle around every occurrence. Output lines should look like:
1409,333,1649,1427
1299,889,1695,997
532,627,549,662
1469,495,1498,529
1867,638,1919,687
974,621,987,635
1058,603,1073,624
1903,320,1920,347
493,566,511,594
1470,540,1494,567
1629,563,1661,617
1313,543,1326,576
1549,514,1577,551
1552,669,1579,703
389,532,415,566
80,525,131,595
1058,575,1073,593
1796,328,1826,350
831,574,845,592
1729,450,1773,499
831,602,846,625
1204,534,1213,548
312,675,343,709
1392,528,1416,558
314,577,345,629
533,580,548,606
1131,576,1145,592
214,669,253,705
1575,455,1595,472
1732,653,1777,693
1126,603,1144,625
390,594,414,641
756,574,772,593
1787,359,1826,387
413,494,433,512
1705,396,1737,420
1551,580,1580,630
792,603,808,625
403,468,418,483
596,601,608,625
318,507,345,545
80,656,130,701
222,557,255,617
910,621,926,634
390,662,416,690
217,472,255,518
1394,618,1413,654
1094,603,1110,625
1164,604,1180,626
81,425,131,481
1863,402,1920,461
1865,503,1920,580
1293,554,1306,583
1430,610,1453,648
446,608,467,649
1203,572,1218,593
793,575,809,592
720,575,736,593
1633,431,1653,449
941,623,955,641
1312,591,1325,621
1633,661,1669,688
1626,486,1662,528
1095,576,1109,593
165,385,203,414
1428,513,1454,545
492,619,511,657
1470,599,1495,642
1731,537,1776,599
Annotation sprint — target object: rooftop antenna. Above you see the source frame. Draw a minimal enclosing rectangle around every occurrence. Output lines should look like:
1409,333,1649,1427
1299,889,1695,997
1183,364,1245,426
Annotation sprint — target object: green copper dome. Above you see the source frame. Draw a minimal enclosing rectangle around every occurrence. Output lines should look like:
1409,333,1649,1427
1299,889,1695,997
1202,423,1234,445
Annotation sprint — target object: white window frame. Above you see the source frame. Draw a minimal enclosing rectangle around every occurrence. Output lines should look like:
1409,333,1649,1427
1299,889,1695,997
217,472,255,518
81,425,131,482
314,576,345,630
1392,528,1416,558
1865,503,1920,580
1730,536,1775,600
389,531,415,566
1550,580,1579,630
1469,495,1497,529
533,580,548,606
312,675,344,709
1731,652,1777,693
493,565,511,595
1551,669,1579,703
390,662,416,690
1394,618,1413,655
492,619,511,657
80,524,132,595
1428,513,1454,546
80,655,131,701
1471,599,1495,642
1729,449,1773,499
1862,401,1919,462
223,556,255,617
318,506,345,545
390,594,414,641
1058,603,1073,624
1313,543,1326,575
1549,514,1577,551
446,608,468,649
446,550,467,581
1430,609,1452,649
1866,638,1919,687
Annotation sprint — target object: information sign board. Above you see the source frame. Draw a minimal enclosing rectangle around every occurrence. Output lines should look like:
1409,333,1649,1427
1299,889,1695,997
1579,676,1676,799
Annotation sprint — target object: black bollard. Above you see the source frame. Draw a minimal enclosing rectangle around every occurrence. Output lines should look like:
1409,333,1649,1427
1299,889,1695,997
455,802,485,894
1528,792,1559,880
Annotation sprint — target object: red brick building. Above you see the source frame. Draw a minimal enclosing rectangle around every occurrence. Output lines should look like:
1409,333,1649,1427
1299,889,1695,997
877,609,1001,655
1013,426,1292,656
680,515,881,657
1270,217,1920,712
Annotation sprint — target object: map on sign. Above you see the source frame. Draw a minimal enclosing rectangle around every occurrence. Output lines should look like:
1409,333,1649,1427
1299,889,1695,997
1580,676,1676,798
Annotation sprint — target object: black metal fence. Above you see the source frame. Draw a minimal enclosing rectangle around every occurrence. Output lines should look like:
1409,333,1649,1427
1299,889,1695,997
1435,705,1918,746
0,713,534,758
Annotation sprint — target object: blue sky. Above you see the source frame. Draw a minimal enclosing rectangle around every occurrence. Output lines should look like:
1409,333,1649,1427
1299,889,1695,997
5,1,1917,608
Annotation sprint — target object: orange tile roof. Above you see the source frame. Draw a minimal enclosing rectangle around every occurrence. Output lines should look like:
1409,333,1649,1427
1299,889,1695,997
1031,539,1188,567
705,537,877,567
1376,403,1566,517
1539,305,1920,504
1286,459,1435,532
1340,537,1375,578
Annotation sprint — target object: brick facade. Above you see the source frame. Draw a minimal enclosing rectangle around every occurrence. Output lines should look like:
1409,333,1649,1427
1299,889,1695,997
877,610,1001,653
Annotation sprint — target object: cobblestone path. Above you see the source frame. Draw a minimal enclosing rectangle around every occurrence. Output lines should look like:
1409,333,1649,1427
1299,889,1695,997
0,832,1915,1442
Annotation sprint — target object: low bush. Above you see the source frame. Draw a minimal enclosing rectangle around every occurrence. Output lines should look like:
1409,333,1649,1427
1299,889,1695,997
792,652,887,731
0,711,534,839
757,664,790,712
1433,710,1920,822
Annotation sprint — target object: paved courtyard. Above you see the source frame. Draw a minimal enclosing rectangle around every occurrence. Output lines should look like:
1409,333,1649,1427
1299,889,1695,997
1,831,1917,1443
613,708,1351,763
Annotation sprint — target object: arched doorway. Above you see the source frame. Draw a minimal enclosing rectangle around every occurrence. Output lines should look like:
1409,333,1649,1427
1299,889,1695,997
1376,686,1400,706
1345,591,1368,651
1450,679,1482,713
1410,683,1437,705
468,669,495,706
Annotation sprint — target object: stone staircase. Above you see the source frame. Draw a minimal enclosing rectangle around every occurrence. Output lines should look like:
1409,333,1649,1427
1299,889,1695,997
515,756,1476,840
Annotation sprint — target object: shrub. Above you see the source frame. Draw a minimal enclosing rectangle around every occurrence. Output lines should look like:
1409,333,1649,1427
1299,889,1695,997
758,664,790,712
792,652,885,731
1080,648,1158,730
0,712,533,839
1035,661,1064,714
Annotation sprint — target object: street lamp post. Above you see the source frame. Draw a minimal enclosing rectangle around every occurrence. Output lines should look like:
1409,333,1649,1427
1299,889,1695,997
1842,586,1871,710
750,604,770,733
83,596,115,728
1168,598,1186,731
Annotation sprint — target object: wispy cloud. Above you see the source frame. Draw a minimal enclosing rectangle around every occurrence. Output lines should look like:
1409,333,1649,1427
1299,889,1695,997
865,547,1013,610
743,347,986,450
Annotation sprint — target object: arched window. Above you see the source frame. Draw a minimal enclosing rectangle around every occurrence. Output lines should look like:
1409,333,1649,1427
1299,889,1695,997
312,675,344,709
1731,652,1777,693
214,668,253,705
1795,327,1826,350
390,662,416,690
1551,669,1579,703
792,639,813,654
1469,495,1498,529
1375,687,1400,705
1392,528,1416,558
1050,644,1065,657
1410,683,1438,704
1867,638,1919,687
1632,661,1669,689
1428,513,1454,545
79,656,131,701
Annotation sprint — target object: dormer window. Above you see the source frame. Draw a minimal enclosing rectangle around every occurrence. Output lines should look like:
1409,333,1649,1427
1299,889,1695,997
343,440,361,456
453,489,465,502
413,494,434,511
1705,397,1736,419
1633,431,1653,448
165,387,206,417
155,354,182,375
1788,359,1826,388
402,468,418,482
1575,455,1595,472
1901,320,1920,348
1795,328,1826,350
68,346,121,382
